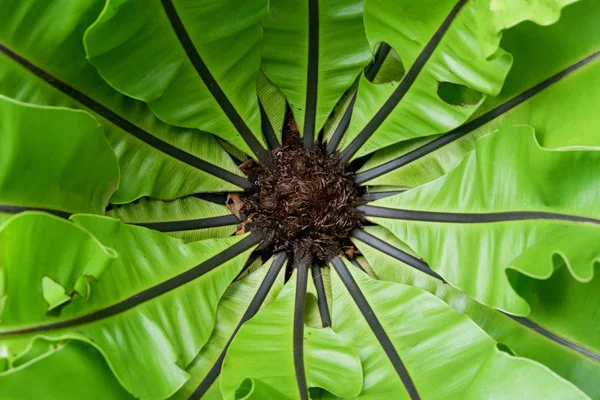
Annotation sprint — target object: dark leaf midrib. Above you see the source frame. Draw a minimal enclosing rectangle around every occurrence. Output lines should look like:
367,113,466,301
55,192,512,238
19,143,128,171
331,257,421,399
260,101,281,150
340,0,469,162
294,266,309,400
160,0,268,162
352,228,600,363
303,0,320,148
361,190,406,201
359,205,600,225
0,233,262,337
504,314,600,362
190,252,287,400
0,204,71,219
311,265,332,327
351,229,442,280
131,214,243,232
192,193,227,205
348,257,366,272
364,43,393,82
355,50,600,184
0,44,253,191
326,43,391,154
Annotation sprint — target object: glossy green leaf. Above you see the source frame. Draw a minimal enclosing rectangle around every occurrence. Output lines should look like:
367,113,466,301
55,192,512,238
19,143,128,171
367,45,405,85
261,0,371,145
511,252,600,358
0,213,258,399
1,0,599,397
337,0,512,159
0,213,117,322
0,96,118,222
0,340,134,400
235,256,268,282
353,226,600,398
174,256,286,399
491,0,580,30
221,270,363,400
0,0,247,203
85,0,268,159
107,196,238,242
367,126,600,315
357,0,600,187
303,267,329,329
257,71,287,148
322,43,405,148
330,257,589,399
321,83,358,144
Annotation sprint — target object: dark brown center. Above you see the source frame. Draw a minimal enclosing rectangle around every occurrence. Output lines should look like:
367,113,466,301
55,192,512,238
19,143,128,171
239,140,364,268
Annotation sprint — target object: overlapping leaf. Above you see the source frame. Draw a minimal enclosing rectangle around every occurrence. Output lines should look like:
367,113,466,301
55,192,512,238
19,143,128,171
330,257,589,399
365,126,600,315
220,270,362,400
261,0,371,145
490,0,581,30
337,0,513,160
0,340,134,400
0,96,118,225
0,0,247,203
511,251,600,359
353,226,600,398
174,256,286,399
0,213,259,399
356,0,600,188
107,196,239,243
85,0,269,159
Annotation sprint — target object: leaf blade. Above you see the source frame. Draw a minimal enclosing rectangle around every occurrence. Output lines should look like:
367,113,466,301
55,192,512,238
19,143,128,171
368,126,600,315
0,96,118,219
220,270,363,400
0,214,261,399
261,0,371,143
84,0,268,159
0,0,248,202
339,0,512,160
357,0,600,187
330,256,589,399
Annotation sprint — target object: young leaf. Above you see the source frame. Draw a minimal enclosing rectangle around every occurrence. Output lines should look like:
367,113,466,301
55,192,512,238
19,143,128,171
256,71,287,149
84,0,269,160
261,0,371,146
363,126,600,315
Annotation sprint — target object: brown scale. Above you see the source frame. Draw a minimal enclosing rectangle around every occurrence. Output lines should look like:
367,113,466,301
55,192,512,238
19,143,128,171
239,126,364,269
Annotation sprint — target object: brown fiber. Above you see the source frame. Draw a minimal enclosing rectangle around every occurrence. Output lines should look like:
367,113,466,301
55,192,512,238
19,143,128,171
240,134,364,269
